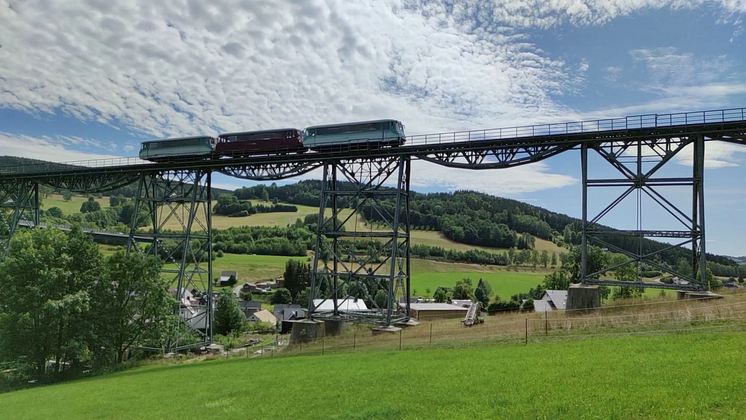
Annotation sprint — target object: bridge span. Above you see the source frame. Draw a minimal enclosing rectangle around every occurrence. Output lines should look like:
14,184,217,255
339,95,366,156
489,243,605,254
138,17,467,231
1,107,745,349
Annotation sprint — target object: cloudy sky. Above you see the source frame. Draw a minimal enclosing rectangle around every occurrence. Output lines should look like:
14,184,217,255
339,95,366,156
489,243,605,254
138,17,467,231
1,0,745,255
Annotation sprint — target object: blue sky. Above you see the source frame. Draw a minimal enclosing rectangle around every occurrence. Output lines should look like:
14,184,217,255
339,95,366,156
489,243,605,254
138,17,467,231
1,0,745,256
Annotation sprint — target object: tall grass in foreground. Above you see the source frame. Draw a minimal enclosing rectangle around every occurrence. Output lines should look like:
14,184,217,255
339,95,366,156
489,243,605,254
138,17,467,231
1,332,745,419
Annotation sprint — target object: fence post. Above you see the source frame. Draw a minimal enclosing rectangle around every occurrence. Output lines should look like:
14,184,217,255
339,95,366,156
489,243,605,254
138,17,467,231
429,323,433,344
353,331,356,350
399,330,402,351
545,311,548,336
525,318,528,345
322,337,325,356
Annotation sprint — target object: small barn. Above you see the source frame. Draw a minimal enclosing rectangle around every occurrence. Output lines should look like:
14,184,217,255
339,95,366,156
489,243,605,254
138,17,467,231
533,290,568,312
409,303,469,321
217,271,237,287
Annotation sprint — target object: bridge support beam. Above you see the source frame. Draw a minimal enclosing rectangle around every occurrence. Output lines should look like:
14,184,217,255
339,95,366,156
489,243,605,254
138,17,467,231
127,169,213,351
0,180,39,255
581,134,707,291
308,156,411,326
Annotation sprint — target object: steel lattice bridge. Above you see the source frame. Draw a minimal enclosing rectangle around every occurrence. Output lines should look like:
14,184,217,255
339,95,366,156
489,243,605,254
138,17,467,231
1,107,745,350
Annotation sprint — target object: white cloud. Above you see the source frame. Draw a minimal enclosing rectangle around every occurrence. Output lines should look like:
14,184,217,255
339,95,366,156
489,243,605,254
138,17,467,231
2,0,741,141
679,141,746,169
409,160,577,196
0,0,743,195
0,132,123,163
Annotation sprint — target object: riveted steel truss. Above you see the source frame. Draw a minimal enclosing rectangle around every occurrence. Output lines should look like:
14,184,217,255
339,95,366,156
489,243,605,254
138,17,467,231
418,141,575,169
127,169,213,351
218,159,321,181
42,172,140,193
308,156,411,325
0,180,39,255
581,135,707,291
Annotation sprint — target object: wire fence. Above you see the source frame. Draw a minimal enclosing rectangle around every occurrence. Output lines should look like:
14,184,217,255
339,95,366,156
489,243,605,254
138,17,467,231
242,293,746,360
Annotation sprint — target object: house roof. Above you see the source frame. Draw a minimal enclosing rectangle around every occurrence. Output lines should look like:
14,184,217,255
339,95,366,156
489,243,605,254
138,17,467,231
533,300,554,312
313,297,369,311
275,306,307,321
220,271,237,281
251,310,277,324
542,290,568,310
238,300,262,310
233,282,254,296
409,303,469,312
451,299,474,307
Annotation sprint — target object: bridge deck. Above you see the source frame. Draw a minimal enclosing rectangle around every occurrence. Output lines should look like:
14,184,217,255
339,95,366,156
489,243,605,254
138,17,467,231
0,107,744,181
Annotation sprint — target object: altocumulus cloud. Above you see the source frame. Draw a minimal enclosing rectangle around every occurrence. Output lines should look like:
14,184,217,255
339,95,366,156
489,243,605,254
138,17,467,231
0,0,743,194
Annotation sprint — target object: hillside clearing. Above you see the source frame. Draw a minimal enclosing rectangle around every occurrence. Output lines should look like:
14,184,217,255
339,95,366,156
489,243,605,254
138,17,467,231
1,331,745,419
42,194,109,216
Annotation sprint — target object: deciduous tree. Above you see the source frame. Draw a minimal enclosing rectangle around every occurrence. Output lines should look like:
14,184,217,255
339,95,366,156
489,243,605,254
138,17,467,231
215,293,245,335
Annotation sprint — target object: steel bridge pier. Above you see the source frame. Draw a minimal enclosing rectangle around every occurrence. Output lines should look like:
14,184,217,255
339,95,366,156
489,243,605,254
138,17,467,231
308,156,411,325
0,180,39,252
127,169,214,351
580,134,707,291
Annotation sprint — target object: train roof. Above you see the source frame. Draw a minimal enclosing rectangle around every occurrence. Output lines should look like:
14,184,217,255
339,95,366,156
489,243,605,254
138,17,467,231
305,119,402,130
141,135,214,145
218,128,302,137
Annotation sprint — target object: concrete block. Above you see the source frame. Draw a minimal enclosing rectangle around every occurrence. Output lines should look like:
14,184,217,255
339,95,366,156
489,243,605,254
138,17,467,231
289,320,326,344
372,325,402,335
566,284,601,314
322,319,347,337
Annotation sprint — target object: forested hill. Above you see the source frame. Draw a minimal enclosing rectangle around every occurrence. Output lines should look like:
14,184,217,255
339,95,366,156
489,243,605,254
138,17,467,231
233,180,738,269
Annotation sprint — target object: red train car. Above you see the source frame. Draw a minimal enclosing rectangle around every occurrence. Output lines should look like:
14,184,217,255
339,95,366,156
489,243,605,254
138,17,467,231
216,128,306,157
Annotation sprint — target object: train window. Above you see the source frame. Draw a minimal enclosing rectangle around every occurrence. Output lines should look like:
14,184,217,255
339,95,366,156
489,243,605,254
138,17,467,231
316,122,382,136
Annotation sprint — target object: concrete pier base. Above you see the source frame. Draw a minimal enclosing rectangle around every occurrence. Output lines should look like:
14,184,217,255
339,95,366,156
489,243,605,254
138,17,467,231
289,320,326,344
372,325,402,335
396,318,420,327
322,319,347,337
566,284,601,314
677,290,723,300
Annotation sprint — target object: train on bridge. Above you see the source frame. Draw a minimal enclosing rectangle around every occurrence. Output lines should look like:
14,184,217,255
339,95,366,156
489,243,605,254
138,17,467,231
138,119,406,162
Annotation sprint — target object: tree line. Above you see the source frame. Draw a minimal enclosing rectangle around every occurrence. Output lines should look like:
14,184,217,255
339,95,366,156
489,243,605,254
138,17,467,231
0,228,174,386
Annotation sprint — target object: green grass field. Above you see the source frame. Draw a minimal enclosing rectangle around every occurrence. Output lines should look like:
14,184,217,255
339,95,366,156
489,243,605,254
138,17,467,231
408,229,565,254
42,194,109,216
2,332,744,419
411,270,545,298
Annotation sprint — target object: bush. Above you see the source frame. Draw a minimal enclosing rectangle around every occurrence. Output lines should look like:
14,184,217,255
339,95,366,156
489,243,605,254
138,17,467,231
46,206,64,218
640,271,662,278
487,300,520,315
520,298,534,312
216,250,224,258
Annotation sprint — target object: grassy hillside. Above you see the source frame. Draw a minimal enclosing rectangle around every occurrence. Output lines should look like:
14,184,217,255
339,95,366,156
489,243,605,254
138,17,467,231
42,194,108,216
43,194,565,256
2,332,744,419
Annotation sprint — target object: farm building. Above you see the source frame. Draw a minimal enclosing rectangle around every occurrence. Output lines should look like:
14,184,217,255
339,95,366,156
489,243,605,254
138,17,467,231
248,309,278,324
409,303,469,321
533,290,568,312
217,270,238,287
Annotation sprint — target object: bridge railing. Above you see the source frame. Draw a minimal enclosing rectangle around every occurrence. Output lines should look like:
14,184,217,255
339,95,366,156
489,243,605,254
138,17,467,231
406,107,746,145
1,107,744,175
